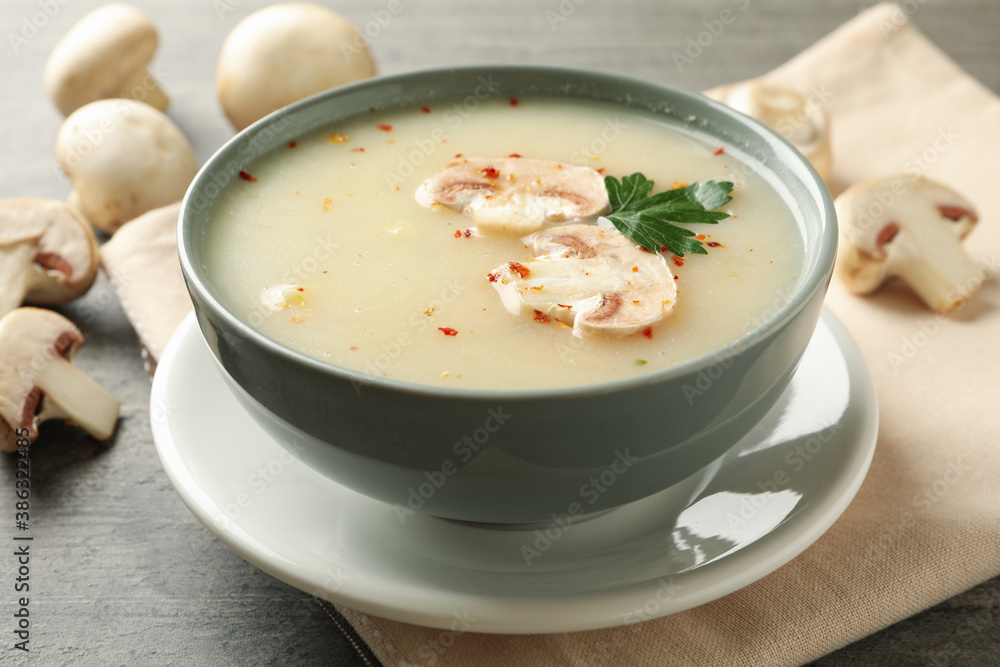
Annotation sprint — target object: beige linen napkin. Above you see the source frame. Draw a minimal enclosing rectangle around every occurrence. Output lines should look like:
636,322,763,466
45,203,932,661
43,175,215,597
100,202,191,374
103,4,1000,664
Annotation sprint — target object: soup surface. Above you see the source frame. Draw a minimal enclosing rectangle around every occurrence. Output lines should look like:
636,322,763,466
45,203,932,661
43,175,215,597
203,98,804,389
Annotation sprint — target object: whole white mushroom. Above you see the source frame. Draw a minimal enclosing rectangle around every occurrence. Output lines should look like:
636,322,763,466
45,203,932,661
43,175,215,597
55,99,198,235
43,4,168,117
217,3,377,131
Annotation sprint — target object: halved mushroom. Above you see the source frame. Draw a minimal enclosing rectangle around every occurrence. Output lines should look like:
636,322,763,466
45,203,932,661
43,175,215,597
489,224,676,336
43,4,167,117
713,81,831,181
0,308,119,452
835,174,981,313
217,3,377,131
416,157,610,236
0,199,99,317
56,99,198,234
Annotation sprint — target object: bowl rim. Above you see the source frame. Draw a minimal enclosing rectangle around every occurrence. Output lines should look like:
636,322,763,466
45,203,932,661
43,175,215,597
179,63,838,401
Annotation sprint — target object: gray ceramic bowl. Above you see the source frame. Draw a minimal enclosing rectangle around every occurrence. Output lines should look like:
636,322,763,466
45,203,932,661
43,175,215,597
179,65,837,524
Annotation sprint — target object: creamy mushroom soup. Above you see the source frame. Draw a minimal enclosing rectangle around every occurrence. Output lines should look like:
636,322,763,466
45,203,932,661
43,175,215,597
203,98,804,389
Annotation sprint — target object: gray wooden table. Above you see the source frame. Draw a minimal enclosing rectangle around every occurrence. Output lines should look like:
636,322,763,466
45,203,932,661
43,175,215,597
2,1,997,664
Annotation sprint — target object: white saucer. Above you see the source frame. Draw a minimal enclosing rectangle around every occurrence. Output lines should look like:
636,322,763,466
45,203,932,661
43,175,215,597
151,309,877,634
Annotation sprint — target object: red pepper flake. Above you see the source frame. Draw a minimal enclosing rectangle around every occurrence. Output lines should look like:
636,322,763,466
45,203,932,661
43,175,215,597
534,310,551,323
596,167,606,174
631,266,639,272
288,140,298,148
352,147,365,152
508,153,522,158
707,241,723,248
296,287,304,292
349,346,358,350
509,97,519,106
672,256,685,267
713,147,725,155
238,170,257,182
660,245,668,252
463,229,473,238
480,166,500,179
455,153,463,158
421,106,431,114
508,261,530,278
695,234,707,240
377,124,393,132
673,275,679,280
642,326,653,339
322,270,328,274
438,327,458,336
454,230,462,238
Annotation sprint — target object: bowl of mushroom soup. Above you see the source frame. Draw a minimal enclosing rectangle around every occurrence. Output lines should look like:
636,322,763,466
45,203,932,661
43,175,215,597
178,66,837,524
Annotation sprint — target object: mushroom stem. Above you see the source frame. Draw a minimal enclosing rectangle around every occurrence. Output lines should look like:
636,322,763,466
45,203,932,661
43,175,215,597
0,244,33,316
34,355,120,441
890,221,983,313
116,67,168,112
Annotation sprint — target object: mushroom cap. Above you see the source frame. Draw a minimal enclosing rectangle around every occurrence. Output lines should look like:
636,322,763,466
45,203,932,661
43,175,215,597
716,81,831,181
0,307,84,451
417,157,611,236
217,3,377,131
56,99,198,234
0,198,99,306
43,4,160,117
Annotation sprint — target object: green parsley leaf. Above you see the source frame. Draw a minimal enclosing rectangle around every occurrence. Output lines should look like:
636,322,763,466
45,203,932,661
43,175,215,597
634,359,648,366
603,174,734,256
